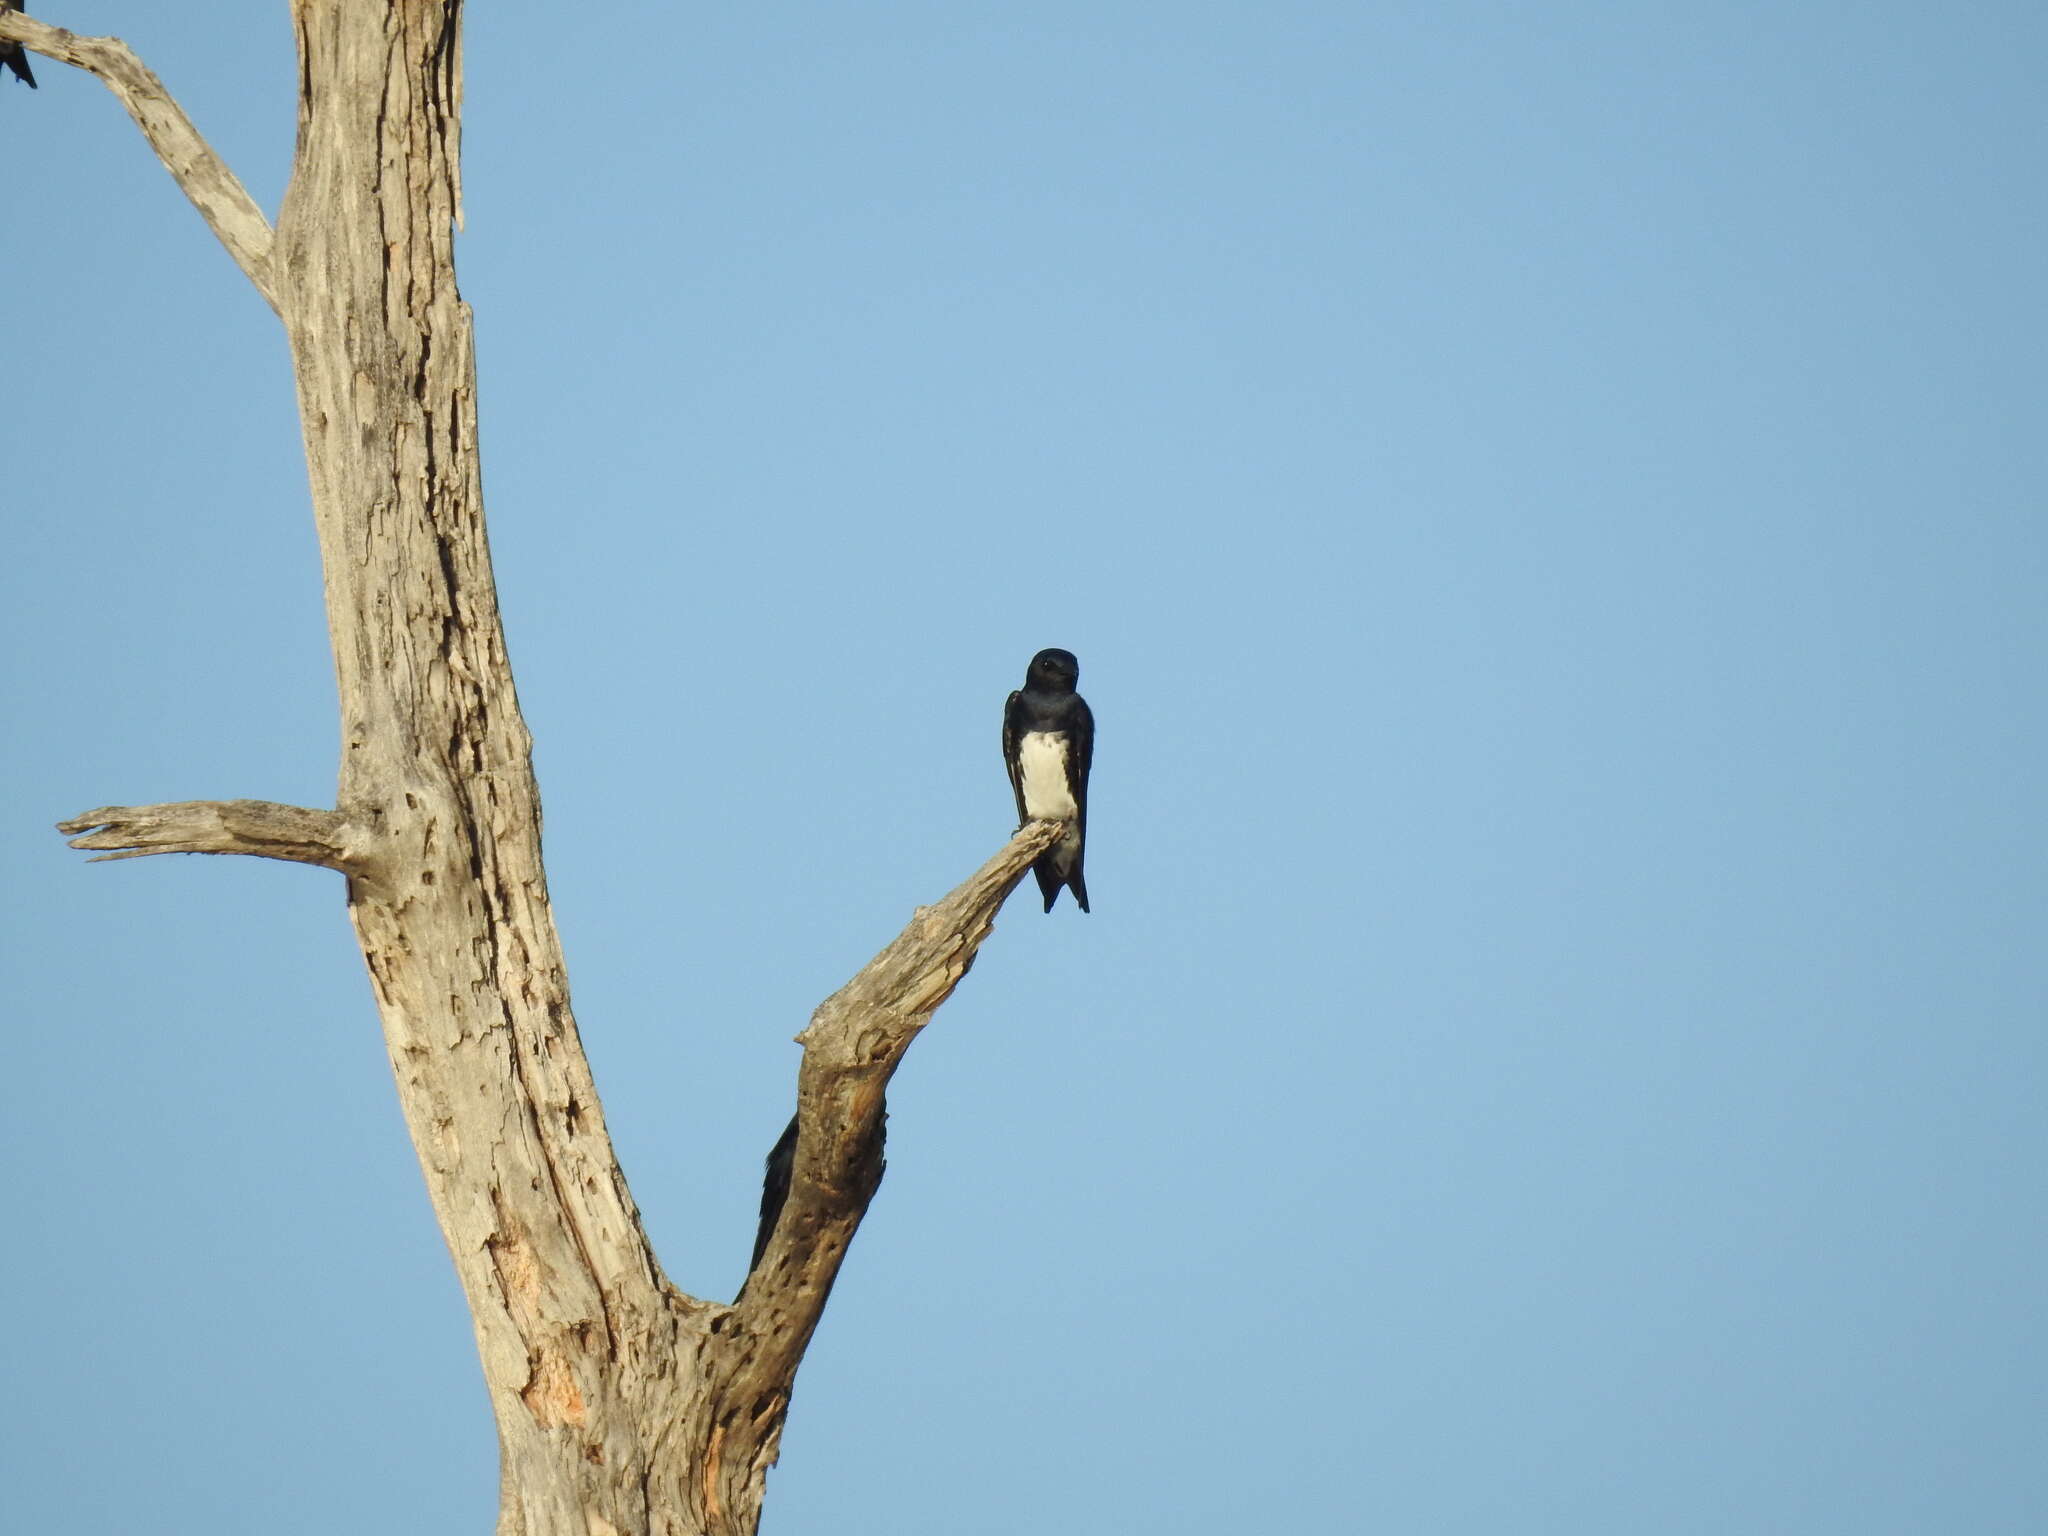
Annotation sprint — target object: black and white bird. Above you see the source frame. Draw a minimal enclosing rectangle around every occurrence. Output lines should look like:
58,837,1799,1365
1002,647,1094,913
2,1,36,90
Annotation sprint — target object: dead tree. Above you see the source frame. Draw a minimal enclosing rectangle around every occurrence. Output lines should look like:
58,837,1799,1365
8,6,1067,1533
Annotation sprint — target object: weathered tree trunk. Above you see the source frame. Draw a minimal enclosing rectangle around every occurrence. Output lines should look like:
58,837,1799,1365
13,5,1067,1532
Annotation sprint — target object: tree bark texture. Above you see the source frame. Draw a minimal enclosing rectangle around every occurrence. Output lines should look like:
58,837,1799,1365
20,5,1070,1532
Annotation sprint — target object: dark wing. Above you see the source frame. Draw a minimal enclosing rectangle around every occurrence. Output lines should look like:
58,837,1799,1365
1067,694,1094,840
1002,689,1028,826
748,1113,799,1275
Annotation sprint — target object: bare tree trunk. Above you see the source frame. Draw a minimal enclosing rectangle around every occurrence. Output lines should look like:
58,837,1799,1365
14,5,1067,1532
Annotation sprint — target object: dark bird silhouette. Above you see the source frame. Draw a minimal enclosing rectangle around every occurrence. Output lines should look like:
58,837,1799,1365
1002,647,1094,913
2,2,35,90
748,1114,799,1274
738,1108,886,1302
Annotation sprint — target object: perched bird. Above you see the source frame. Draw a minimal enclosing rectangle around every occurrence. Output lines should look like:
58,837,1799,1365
2,1,35,90
1003,647,1094,913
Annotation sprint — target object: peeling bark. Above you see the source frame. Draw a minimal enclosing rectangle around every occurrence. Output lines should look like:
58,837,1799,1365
30,5,1064,1532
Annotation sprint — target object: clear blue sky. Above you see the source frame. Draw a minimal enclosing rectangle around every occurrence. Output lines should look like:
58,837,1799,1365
4,2,2044,1531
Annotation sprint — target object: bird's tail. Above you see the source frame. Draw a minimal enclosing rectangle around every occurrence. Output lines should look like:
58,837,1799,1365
1033,856,1090,913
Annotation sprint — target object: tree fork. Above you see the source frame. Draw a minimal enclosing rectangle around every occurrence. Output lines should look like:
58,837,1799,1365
20,4,1067,1531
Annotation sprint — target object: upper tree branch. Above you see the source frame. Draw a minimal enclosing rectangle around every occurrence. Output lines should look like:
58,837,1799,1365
777,818,1070,1277
702,818,1069,1505
57,799,353,869
0,9,278,309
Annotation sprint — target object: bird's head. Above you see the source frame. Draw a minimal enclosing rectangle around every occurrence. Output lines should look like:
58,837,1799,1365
1026,648,1080,692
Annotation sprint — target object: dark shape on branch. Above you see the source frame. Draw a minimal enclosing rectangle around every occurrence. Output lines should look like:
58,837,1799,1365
1002,647,1095,912
750,1113,800,1274
739,1106,888,1304
2,0,35,90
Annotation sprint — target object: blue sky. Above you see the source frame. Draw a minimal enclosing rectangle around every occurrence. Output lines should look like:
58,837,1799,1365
3,2,2044,1531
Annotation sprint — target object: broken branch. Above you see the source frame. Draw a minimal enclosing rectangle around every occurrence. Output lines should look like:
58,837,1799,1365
57,799,353,869
0,8,278,308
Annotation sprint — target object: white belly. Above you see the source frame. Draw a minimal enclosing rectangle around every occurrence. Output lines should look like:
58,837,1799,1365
1017,732,1078,820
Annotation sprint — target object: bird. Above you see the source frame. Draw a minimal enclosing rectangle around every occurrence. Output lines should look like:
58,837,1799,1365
1002,647,1094,913
2,2,35,90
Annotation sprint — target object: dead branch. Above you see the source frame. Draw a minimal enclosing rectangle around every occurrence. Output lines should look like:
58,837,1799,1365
57,799,354,868
0,8,277,308
696,817,1069,1521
